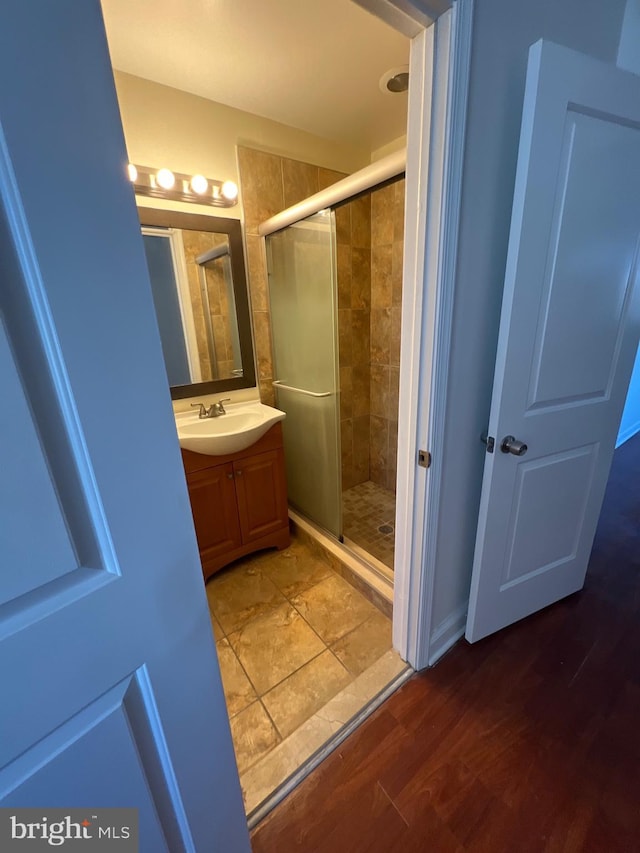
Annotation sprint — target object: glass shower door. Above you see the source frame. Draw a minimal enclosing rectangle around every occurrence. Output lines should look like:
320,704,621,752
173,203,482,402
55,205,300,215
266,210,342,538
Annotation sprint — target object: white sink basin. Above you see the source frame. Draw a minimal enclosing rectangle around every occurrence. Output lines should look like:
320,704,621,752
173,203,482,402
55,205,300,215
175,402,286,456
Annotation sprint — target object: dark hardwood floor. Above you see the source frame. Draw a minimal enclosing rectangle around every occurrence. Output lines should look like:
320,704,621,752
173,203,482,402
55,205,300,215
251,435,640,852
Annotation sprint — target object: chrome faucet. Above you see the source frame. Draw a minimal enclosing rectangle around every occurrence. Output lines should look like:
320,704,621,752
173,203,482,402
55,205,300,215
211,398,231,417
190,398,232,419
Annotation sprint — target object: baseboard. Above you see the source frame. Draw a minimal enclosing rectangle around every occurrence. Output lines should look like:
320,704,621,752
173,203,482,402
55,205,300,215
428,602,467,666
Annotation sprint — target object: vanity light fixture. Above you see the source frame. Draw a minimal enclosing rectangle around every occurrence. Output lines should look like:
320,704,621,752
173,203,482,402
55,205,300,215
155,167,176,190
127,163,239,208
190,174,209,195
221,180,239,201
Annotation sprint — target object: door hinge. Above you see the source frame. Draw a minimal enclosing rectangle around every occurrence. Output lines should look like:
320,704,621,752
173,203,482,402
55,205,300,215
480,432,495,453
418,449,431,468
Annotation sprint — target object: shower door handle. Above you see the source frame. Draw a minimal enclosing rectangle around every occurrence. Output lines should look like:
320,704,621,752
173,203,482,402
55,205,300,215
272,380,332,398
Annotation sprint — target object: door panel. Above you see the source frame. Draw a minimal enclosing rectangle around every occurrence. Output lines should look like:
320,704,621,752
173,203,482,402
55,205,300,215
0,3,249,850
466,40,640,643
500,444,596,588
0,319,78,604
2,672,175,850
529,113,640,408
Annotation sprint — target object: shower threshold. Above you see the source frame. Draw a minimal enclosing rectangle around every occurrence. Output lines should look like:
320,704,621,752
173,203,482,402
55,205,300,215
288,509,393,614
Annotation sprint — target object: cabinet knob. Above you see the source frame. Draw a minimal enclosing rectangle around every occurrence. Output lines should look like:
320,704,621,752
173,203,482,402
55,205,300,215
227,472,233,480
236,470,243,476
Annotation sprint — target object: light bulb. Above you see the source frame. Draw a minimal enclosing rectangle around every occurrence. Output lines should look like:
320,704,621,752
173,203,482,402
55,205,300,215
190,174,208,195
156,168,175,190
127,163,138,182
221,180,238,201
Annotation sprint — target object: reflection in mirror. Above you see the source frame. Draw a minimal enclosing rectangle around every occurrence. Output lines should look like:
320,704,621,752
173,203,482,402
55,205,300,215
196,240,242,381
138,208,256,399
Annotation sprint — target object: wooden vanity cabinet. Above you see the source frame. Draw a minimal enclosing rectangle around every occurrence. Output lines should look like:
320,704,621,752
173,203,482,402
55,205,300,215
181,422,290,580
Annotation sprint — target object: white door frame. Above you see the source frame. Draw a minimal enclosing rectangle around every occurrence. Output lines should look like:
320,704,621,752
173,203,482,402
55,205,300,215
359,0,473,668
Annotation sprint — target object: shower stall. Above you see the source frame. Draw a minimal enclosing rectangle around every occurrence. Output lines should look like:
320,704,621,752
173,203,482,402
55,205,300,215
262,153,405,573
266,211,342,539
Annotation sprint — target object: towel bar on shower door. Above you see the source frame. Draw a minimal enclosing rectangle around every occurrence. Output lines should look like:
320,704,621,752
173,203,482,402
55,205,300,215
272,380,332,398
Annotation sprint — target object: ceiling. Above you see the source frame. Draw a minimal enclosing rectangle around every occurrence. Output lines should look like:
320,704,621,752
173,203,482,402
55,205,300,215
101,0,411,153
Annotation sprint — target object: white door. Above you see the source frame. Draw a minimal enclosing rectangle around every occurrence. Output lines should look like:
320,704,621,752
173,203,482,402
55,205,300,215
0,3,250,851
466,40,640,643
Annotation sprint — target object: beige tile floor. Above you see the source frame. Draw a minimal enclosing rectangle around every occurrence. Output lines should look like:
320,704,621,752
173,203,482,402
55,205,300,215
205,531,403,812
342,480,396,569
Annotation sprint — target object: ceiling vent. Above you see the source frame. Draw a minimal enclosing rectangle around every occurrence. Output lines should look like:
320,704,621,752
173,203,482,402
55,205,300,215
379,65,409,94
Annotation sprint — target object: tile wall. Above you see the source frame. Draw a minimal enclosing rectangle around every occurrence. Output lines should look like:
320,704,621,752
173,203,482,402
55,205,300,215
338,179,404,493
369,179,405,492
336,194,372,490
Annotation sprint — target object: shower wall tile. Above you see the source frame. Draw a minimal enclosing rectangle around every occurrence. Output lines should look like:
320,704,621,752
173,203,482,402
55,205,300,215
351,249,371,310
351,310,370,366
392,240,404,307
352,364,370,419
371,244,393,309
246,236,268,312
390,307,402,367
335,204,351,245
369,177,405,489
337,244,352,309
340,367,353,421
253,311,273,381
388,420,398,493
369,415,389,486
370,308,391,365
351,195,371,249
371,183,395,246
389,366,400,412
394,180,405,242
238,147,285,235
336,194,371,490
338,310,353,367
318,167,346,191
341,418,355,491
353,416,370,483
370,364,390,418
282,158,320,208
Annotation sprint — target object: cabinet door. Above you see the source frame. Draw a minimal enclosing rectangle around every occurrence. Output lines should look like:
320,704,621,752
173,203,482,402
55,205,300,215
234,449,289,543
187,462,242,562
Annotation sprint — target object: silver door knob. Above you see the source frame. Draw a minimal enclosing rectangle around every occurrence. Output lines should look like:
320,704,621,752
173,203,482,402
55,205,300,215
501,435,528,456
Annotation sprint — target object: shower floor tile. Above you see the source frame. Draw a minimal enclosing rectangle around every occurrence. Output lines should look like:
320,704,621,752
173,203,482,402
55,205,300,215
205,530,403,813
342,481,396,570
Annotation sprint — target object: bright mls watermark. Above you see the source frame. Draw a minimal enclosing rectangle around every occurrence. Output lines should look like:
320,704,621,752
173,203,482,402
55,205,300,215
0,809,138,851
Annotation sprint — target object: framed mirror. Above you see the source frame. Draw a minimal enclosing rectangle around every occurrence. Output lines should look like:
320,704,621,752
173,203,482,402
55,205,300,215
138,207,256,399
